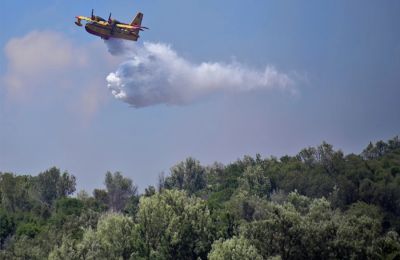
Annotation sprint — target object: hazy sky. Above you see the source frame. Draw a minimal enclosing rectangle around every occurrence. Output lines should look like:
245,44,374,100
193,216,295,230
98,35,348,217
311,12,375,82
1,0,399,192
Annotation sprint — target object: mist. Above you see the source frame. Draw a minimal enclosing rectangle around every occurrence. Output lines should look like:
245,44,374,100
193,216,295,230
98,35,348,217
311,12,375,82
105,40,294,108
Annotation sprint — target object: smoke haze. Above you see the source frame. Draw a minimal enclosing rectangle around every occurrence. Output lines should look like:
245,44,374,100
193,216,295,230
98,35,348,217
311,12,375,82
105,40,294,108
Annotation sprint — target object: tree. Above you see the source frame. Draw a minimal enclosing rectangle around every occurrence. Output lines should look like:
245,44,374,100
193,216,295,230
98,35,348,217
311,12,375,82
104,171,138,212
345,201,383,223
136,190,212,259
227,191,269,222
239,165,272,198
0,209,14,249
49,213,137,260
144,186,156,197
1,235,49,260
165,157,206,194
48,236,80,260
93,188,108,210
35,167,76,206
16,223,42,239
0,173,34,212
297,147,318,167
372,231,400,259
157,172,166,192
54,197,84,217
242,195,337,260
2,136,400,259
242,202,303,260
301,197,337,259
333,215,381,259
208,236,262,260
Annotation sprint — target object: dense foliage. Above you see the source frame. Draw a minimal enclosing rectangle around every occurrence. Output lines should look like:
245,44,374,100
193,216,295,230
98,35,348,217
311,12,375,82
1,137,399,259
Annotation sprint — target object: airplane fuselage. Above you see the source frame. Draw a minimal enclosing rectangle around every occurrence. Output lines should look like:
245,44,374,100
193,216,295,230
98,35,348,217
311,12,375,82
85,22,139,41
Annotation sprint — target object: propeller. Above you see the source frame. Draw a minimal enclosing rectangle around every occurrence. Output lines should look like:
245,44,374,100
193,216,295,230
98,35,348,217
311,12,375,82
91,9,95,20
108,13,112,23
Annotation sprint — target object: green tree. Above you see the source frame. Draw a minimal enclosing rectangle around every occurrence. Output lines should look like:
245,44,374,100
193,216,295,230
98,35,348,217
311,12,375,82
242,202,303,260
1,235,49,260
136,189,212,259
239,165,272,198
333,215,381,259
301,197,337,259
16,223,42,238
144,185,156,197
0,173,34,212
208,236,262,260
165,157,206,194
92,188,109,211
104,172,138,212
50,213,137,260
227,191,269,222
372,231,400,259
35,167,76,206
48,236,80,260
0,209,14,249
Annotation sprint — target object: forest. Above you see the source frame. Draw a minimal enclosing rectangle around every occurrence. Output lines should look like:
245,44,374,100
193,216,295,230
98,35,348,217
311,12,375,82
1,137,400,259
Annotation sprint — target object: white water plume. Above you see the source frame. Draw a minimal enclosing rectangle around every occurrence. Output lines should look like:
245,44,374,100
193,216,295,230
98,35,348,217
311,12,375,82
106,40,294,108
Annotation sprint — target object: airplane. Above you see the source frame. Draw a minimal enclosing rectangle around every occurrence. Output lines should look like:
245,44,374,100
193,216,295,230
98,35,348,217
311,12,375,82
75,9,148,41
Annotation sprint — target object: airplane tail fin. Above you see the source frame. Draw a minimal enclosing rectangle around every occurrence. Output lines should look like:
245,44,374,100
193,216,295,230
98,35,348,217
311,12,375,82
130,12,143,27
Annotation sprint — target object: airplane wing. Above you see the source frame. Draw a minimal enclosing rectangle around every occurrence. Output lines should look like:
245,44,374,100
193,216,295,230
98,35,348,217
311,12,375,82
115,24,135,29
76,16,92,22
96,20,109,26
75,16,110,27
115,24,149,30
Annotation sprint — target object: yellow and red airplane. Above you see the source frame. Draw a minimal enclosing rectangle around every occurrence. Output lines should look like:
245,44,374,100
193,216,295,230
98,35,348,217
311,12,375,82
75,10,148,41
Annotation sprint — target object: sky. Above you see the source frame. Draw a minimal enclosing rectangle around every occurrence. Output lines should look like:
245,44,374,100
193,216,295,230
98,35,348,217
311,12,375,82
1,0,399,192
